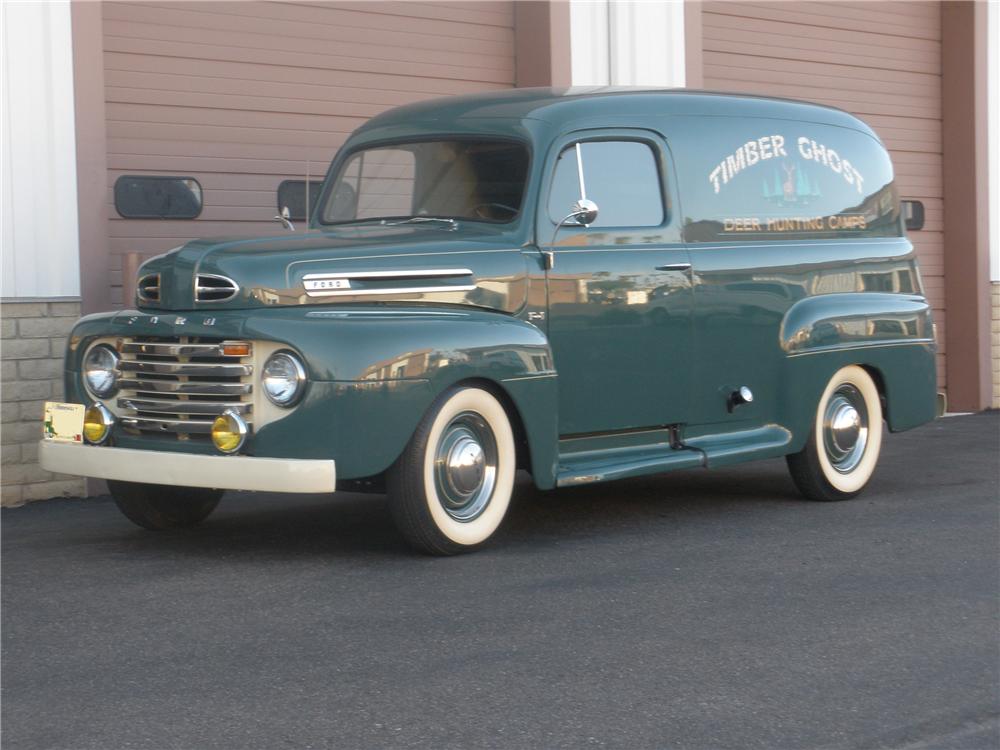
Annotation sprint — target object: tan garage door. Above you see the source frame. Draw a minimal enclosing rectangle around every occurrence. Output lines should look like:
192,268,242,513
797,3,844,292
102,0,515,306
702,1,946,389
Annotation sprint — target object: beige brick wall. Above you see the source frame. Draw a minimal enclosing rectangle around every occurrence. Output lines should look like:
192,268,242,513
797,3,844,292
993,283,1000,409
1,299,86,506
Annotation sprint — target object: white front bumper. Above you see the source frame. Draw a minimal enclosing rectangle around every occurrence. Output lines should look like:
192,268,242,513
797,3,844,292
38,440,336,494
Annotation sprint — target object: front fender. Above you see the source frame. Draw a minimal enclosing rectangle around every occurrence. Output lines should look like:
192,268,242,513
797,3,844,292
251,306,559,483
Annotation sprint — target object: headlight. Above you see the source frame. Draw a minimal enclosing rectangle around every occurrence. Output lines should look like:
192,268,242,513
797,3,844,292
83,345,120,398
262,351,306,407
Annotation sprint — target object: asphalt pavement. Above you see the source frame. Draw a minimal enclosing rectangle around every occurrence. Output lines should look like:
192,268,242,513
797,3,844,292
2,412,998,750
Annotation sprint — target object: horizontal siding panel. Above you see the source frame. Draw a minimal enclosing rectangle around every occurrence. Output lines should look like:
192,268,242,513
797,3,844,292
103,3,513,55
108,118,365,146
704,11,941,55
699,79,940,121
703,63,940,102
108,220,285,238
111,2,513,41
703,36,939,75
703,52,940,91
104,71,436,109
108,102,378,134
103,52,507,97
101,20,514,72
102,36,513,84
104,3,512,57
707,2,940,40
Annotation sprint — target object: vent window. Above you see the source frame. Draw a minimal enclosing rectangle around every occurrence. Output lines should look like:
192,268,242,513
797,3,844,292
195,274,238,303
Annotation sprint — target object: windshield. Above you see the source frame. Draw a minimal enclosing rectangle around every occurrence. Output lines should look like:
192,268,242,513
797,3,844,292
319,139,529,225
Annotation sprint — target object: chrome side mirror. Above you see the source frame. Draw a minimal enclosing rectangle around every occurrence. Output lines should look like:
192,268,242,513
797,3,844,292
274,205,295,232
544,199,600,270
570,199,599,227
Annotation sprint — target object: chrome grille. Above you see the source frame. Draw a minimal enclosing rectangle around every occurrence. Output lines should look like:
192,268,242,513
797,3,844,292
137,274,160,303
195,274,239,302
117,337,253,438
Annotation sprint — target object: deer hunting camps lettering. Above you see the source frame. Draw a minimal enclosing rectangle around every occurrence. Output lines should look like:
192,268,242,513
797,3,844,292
708,135,866,196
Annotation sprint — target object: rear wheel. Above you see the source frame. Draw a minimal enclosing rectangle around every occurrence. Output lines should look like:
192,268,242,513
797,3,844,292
787,365,883,501
108,480,223,530
387,386,516,555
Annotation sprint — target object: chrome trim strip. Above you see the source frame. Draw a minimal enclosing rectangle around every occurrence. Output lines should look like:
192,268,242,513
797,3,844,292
301,268,473,280
194,273,240,303
118,379,251,396
118,398,251,416
120,361,252,376
305,284,477,298
785,339,935,357
120,416,215,434
120,341,250,358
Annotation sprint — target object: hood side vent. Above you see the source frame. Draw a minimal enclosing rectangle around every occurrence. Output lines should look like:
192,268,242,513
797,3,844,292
137,273,160,304
196,274,239,303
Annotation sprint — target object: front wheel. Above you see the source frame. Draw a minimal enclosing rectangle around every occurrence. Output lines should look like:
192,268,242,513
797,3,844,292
387,386,517,555
786,365,884,501
108,480,223,530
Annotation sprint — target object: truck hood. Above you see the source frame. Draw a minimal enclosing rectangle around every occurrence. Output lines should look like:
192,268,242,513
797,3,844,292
135,224,530,315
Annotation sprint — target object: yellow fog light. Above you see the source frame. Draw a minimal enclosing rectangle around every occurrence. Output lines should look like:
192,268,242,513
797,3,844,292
83,403,114,445
211,409,248,454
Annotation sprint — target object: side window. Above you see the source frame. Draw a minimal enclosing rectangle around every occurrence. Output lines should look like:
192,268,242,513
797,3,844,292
674,120,901,242
547,140,664,228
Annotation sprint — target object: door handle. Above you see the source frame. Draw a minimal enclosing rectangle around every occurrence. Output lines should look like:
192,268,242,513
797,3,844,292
655,263,691,272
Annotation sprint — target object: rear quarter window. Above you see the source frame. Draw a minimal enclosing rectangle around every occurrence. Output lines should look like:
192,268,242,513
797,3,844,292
675,119,900,242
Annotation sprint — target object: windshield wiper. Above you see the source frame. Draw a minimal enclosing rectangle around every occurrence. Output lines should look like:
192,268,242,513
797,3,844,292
382,216,459,230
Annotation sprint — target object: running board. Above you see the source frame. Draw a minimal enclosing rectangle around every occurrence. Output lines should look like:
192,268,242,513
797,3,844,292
556,443,704,487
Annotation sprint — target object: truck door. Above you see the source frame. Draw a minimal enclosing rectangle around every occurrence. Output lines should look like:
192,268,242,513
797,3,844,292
539,131,694,436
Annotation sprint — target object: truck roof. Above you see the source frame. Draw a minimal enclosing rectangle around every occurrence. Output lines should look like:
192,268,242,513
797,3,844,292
357,87,879,141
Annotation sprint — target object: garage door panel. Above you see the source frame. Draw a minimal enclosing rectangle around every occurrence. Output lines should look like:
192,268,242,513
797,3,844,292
102,36,513,84
127,2,512,41
105,70,437,110
703,37,939,75
705,12,940,56
103,3,513,56
704,62,940,99
708,1,939,40
103,52,508,97
102,20,514,72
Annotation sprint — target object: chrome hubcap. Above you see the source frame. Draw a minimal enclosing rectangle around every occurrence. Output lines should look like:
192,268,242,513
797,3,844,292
822,384,869,473
434,412,497,521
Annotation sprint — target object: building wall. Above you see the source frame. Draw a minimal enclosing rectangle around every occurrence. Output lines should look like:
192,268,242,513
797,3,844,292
1,0,81,297
1,1,86,506
992,283,1000,409
700,1,947,393
990,1,999,409
97,0,516,308
1,301,86,506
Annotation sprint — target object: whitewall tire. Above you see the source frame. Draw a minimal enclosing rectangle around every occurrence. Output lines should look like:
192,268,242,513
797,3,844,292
787,365,884,501
387,386,517,555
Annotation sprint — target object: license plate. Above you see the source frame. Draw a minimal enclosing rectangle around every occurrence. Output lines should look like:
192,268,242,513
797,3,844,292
42,402,85,443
